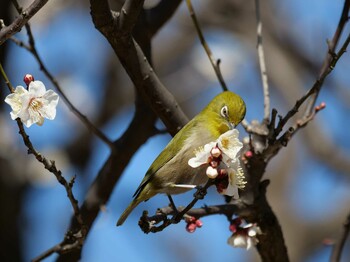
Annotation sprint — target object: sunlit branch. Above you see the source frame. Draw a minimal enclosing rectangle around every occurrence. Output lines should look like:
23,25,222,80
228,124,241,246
254,0,270,121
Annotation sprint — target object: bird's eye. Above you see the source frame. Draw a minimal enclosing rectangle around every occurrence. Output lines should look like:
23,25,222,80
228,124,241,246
220,105,229,118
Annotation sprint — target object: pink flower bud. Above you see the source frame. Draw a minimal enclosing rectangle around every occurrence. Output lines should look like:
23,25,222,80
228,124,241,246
211,147,221,158
229,224,238,233
244,151,253,158
195,219,203,228
186,223,197,233
23,74,34,86
206,166,219,178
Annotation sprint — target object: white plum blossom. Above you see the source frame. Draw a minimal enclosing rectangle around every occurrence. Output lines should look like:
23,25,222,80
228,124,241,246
227,223,262,250
188,142,216,168
5,81,59,127
188,129,246,198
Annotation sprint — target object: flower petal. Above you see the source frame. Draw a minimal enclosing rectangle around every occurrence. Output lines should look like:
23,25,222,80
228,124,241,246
188,142,214,168
29,81,46,96
43,90,59,107
188,158,204,168
4,86,29,119
227,234,248,249
218,129,243,160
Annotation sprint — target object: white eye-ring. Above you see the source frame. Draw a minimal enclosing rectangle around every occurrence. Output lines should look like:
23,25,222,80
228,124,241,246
221,105,229,118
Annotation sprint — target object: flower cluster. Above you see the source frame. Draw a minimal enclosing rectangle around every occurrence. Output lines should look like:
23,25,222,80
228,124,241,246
188,129,246,198
5,74,59,127
227,218,262,250
185,216,203,233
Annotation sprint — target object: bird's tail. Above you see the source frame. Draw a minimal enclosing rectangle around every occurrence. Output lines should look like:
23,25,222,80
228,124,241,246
116,198,142,226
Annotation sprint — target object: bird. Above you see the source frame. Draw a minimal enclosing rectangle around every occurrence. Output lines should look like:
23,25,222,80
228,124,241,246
117,91,246,226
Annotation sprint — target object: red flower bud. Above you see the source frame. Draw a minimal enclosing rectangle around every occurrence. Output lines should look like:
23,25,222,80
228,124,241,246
229,224,238,233
195,219,203,228
23,74,34,86
186,223,197,233
244,151,253,158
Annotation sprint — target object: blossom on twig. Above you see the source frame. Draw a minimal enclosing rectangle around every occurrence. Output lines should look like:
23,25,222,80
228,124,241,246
227,218,262,250
5,77,59,127
188,129,246,198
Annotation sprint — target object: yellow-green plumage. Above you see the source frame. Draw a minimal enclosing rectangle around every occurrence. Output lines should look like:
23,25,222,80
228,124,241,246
117,91,246,226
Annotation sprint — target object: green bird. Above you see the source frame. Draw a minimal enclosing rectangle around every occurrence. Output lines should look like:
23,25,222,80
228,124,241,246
117,91,246,226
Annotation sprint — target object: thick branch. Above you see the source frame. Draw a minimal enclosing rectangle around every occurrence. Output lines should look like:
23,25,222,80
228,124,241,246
0,0,49,45
91,0,188,135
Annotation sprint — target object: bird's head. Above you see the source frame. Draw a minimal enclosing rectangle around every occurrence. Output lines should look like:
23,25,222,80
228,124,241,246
201,91,246,137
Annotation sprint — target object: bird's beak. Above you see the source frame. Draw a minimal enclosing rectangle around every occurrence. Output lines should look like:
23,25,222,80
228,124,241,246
229,122,236,129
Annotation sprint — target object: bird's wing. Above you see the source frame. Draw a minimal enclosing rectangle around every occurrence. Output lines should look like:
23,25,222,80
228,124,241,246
132,121,195,199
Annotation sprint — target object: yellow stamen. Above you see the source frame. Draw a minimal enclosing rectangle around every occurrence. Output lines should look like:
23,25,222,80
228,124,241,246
221,137,229,149
29,99,43,112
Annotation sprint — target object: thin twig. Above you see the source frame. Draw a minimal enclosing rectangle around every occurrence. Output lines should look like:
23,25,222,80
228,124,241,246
0,63,84,227
31,241,64,262
139,179,214,233
10,0,114,149
185,0,228,92
330,211,350,262
255,0,270,121
275,32,350,136
304,0,350,115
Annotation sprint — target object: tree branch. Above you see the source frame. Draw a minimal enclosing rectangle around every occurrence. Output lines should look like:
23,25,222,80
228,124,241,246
330,211,350,262
0,0,49,45
304,0,350,115
119,0,145,33
255,0,270,122
0,63,84,253
90,0,188,135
